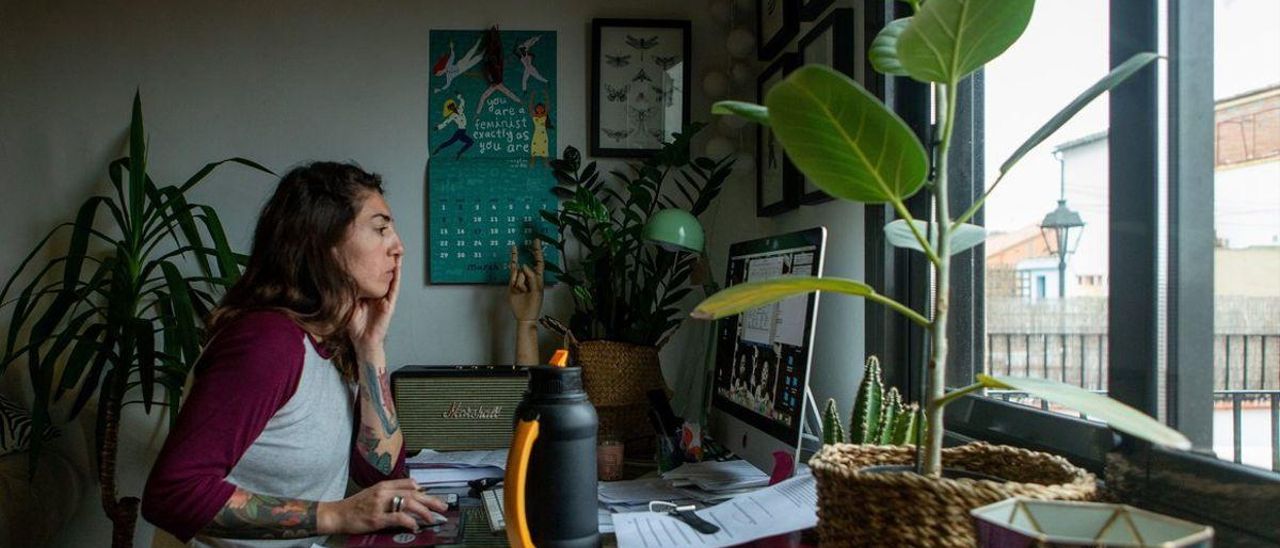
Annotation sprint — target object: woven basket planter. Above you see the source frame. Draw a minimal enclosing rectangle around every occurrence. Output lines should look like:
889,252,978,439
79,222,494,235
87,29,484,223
809,442,1097,547
575,340,668,457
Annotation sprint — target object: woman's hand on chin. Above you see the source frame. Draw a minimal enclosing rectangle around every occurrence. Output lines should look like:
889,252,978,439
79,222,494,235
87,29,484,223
350,257,401,355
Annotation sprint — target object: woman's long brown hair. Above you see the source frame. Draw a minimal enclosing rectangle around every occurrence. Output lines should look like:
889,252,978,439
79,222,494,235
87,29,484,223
206,161,385,381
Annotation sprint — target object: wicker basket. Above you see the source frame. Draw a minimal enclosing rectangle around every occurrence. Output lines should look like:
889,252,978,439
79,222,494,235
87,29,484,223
809,442,1098,547
575,340,667,457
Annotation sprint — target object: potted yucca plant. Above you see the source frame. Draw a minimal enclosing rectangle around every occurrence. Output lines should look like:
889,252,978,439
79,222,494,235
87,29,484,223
0,92,271,547
697,0,1189,544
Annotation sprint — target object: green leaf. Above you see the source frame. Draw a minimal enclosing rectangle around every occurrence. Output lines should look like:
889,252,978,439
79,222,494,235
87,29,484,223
999,52,1159,177
128,90,147,240
884,220,986,254
766,65,928,205
978,374,1192,450
711,101,770,126
177,157,273,194
691,276,928,329
160,261,200,364
150,186,213,281
897,0,1035,84
194,206,239,283
58,323,106,399
870,18,912,76
69,324,118,420
135,318,156,414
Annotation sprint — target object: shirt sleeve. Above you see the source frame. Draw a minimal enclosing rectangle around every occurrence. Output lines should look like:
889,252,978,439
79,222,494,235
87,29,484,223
348,390,408,487
141,311,306,542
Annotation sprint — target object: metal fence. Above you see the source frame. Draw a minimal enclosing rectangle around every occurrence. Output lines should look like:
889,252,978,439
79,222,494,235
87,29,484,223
986,332,1280,471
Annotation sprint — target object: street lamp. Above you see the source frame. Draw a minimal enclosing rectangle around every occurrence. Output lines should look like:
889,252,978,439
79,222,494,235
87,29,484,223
1040,152,1085,298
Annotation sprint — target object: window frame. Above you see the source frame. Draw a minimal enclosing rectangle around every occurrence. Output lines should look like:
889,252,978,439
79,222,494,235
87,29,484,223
864,1,1280,544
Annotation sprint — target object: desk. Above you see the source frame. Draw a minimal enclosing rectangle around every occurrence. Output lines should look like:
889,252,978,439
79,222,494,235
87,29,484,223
333,459,818,546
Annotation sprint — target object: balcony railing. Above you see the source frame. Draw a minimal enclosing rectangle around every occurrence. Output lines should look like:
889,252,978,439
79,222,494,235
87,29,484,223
985,332,1280,472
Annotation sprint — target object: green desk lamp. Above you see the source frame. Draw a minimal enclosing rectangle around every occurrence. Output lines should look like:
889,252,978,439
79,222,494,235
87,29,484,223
642,209,718,425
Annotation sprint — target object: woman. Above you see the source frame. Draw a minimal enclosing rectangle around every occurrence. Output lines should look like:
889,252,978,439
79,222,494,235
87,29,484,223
143,162,446,547
526,90,553,168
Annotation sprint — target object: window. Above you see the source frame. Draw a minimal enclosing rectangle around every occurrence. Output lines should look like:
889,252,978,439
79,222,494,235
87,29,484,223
867,0,1280,543
981,0,1111,415
1207,0,1280,472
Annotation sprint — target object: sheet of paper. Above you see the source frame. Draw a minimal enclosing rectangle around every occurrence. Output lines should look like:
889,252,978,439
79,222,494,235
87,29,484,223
406,449,509,469
612,474,817,548
598,477,691,504
409,466,503,486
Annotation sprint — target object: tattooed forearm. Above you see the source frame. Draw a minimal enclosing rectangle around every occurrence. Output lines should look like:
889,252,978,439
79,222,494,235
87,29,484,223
360,360,399,436
201,488,318,539
357,422,394,475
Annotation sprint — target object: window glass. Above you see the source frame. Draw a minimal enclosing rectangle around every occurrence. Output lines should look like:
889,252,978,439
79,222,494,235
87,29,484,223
1209,0,1280,471
981,1,1110,416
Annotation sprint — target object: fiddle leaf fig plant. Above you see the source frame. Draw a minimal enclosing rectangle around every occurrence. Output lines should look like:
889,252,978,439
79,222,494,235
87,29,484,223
694,0,1187,477
0,91,271,547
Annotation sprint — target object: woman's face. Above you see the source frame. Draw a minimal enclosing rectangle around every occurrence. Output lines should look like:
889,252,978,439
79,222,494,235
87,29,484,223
337,192,404,299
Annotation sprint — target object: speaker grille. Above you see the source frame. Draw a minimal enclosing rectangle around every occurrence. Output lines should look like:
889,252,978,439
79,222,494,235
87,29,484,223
393,373,527,451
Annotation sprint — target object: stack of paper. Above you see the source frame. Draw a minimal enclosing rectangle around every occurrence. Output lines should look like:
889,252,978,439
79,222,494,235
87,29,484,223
662,460,771,492
406,449,507,487
612,473,818,548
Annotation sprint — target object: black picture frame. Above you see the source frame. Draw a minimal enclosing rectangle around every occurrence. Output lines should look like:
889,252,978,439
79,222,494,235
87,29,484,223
797,7,855,205
799,0,834,21
757,0,799,61
757,53,801,217
590,18,692,158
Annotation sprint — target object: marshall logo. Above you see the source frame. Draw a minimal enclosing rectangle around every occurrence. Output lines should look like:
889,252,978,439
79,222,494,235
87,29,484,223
441,402,504,420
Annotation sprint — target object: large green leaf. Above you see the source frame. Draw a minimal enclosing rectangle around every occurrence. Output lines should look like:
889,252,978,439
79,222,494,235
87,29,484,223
690,276,928,328
766,65,928,205
194,206,239,283
897,0,1035,84
884,219,986,254
999,52,1159,177
30,197,108,346
57,323,106,399
979,375,1191,450
870,18,911,76
710,101,770,126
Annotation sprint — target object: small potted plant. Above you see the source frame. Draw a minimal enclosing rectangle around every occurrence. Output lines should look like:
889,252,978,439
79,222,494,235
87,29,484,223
540,124,732,454
697,0,1188,545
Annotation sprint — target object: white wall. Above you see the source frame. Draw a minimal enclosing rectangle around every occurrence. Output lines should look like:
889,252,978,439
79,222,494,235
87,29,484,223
0,1,867,545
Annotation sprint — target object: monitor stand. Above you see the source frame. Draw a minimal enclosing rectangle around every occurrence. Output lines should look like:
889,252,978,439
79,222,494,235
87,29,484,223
768,386,824,484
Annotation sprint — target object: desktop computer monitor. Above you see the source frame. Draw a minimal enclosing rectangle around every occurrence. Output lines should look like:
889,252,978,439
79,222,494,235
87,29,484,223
707,227,827,476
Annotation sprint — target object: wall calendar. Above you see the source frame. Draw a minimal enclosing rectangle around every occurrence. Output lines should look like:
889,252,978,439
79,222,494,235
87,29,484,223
427,27,559,284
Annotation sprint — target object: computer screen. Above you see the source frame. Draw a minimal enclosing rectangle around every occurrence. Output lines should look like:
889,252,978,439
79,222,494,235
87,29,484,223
708,227,826,475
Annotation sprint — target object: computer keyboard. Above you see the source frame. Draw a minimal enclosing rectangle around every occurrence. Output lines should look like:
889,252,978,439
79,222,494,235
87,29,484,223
481,487,505,532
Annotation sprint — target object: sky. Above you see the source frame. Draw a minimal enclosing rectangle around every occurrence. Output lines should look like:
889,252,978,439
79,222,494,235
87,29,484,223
981,0,1280,234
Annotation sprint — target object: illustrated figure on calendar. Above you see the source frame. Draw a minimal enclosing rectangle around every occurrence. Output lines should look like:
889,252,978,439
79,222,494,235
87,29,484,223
433,94,474,160
526,89,554,168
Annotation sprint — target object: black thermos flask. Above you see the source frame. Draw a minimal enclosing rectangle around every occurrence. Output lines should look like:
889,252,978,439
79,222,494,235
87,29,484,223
504,365,599,548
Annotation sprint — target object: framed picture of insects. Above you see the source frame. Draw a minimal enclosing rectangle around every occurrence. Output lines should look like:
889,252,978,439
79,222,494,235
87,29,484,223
590,18,692,158
757,52,801,216
757,0,799,61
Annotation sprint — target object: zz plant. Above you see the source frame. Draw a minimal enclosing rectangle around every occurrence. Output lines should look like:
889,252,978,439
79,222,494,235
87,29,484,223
541,123,732,346
0,92,271,547
695,0,1189,477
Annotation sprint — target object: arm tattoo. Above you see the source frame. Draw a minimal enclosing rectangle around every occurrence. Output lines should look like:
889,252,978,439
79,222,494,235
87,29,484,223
202,488,318,539
361,360,399,436
357,422,394,475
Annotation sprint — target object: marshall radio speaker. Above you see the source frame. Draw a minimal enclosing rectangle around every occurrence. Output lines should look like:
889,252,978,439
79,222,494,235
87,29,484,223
391,365,529,451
